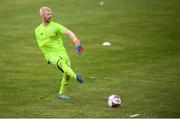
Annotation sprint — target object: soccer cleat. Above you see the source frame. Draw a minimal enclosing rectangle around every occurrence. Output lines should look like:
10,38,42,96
57,94,69,100
76,73,85,83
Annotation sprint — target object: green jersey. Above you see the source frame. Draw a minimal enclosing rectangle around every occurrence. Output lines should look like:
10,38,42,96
35,21,68,63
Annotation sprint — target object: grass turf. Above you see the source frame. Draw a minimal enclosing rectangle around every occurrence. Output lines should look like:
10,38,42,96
0,0,180,117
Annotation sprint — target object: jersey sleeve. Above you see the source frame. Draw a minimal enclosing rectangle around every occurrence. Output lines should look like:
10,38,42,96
54,22,66,34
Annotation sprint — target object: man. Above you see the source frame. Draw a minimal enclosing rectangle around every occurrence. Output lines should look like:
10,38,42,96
35,7,85,100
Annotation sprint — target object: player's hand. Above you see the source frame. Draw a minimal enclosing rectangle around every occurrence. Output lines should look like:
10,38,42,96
74,39,84,54
76,44,83,54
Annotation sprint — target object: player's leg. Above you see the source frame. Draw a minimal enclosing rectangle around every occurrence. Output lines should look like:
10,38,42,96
58,74,70,100
48,55,84,100
57,56,84,100
59,74,70,95
57,58,85,83
57,58,76,79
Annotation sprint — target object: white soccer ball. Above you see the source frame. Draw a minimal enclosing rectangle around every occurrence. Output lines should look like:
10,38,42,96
108,95,121,108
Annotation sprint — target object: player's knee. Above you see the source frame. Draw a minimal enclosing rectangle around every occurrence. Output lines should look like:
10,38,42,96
57,59,65,73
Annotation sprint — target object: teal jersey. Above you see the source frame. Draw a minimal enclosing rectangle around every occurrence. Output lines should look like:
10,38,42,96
35,21,67,61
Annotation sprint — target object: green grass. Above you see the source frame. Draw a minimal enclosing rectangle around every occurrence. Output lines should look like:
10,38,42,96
0,0,180,118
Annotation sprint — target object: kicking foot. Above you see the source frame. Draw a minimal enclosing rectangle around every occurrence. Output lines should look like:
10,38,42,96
57,94,69,100
76,73,85,83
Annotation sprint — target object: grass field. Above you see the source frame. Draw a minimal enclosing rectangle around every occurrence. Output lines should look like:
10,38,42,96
0,0,180,118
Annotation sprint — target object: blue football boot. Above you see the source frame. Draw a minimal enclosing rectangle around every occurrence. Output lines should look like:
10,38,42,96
57,94,69,100
76,73,85,83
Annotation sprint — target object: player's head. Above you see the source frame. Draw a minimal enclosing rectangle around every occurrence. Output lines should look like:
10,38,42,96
39,7,52,23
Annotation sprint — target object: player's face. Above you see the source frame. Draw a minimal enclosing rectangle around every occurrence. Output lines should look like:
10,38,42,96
43,10,52,23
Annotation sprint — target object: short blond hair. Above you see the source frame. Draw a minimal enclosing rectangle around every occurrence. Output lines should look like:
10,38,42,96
39,6,52,16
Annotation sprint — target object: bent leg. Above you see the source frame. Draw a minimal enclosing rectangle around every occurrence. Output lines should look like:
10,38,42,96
57,58,76,79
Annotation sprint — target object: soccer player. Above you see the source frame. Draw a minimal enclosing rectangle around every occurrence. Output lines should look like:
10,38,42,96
35,7,85,100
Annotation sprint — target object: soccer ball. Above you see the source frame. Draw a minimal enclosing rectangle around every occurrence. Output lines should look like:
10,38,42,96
108,95,121,108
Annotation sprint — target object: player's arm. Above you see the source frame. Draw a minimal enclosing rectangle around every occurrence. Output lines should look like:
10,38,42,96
63,28,83,54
